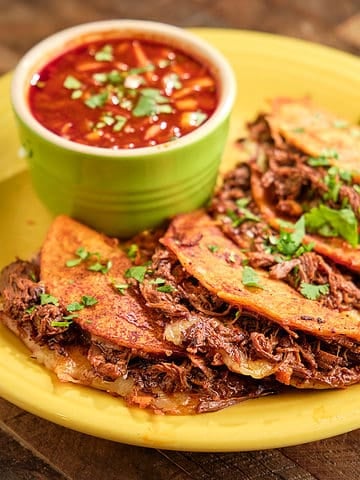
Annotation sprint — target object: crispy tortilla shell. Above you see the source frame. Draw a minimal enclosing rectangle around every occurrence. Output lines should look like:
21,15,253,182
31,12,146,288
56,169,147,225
162,210,360,340
266,97,360,179
250,166,360,273
40,215,178,356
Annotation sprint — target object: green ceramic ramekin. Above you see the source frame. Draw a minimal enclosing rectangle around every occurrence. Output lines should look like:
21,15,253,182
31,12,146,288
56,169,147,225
11,20,236,237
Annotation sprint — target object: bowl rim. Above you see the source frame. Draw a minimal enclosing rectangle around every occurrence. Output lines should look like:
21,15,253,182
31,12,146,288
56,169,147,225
11,19,236,158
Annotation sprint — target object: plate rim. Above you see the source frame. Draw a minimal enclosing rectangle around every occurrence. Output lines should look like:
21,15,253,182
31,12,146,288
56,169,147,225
1,28,360,452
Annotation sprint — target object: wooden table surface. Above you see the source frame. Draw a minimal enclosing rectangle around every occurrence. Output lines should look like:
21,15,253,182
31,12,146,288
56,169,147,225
1,1,360,479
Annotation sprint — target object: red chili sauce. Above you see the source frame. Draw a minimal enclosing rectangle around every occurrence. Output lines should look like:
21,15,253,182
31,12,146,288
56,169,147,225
29,38,218,149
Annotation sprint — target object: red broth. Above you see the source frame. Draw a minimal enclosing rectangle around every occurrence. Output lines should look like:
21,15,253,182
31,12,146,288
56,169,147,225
29,38,218,149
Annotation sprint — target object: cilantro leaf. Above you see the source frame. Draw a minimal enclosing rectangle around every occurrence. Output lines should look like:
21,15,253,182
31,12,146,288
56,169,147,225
300,282,330,300
71,89,83,99
85,92,108,109
40,293,59,306
150,277,166,285
242,266,263,288
156,284,175,293
50,320,73,328
113,283,129,295
305,204,358,246
66,257,83,267
94,44,113,62
113,115,127,132
128,64,155,75
81,295,98,307
132,95,157,117
126,244,139,261
164,73,182,90
307,157,331,167
76,247,91,260
66,247,98,267
66,302,84,312
207,244,219,253
133,88,172,117
274,216,306,257
88,260,112,274
189,112,208,127
125,265,148,283
63,75,82,90
25,306,36,314
62,314,78,320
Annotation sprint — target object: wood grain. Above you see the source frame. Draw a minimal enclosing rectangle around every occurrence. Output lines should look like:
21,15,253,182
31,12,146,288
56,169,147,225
0,0,359,74
0,399,191,480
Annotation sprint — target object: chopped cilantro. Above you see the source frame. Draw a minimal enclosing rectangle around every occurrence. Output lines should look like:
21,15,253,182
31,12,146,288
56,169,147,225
132,88,172,117
189,112,208,127
308,149,339,168
108,70,123,84
128,64,155,75
62,313,78,320
113,283,129,295
150,277,166,285
66,257,83,267
300,282,330,300
113,115,127,132
88,260,112,274
234,310,241,321
320,148,339,159
29,272,37,282
101,113,115,126
93,72,108,84
66,246,92,267
307,157,331,167
50,320,73,328
235,198,261,225
132,95,157,117
126,244,139,261
269,216,307,258
141,88,168,101
81,295,98,307
40,293,59,306
66,302,84,312
25,306,36,314
165,73,182,90
63,75,82,90
339,169,352,183
157,284,175,293
94,44,114,62
207,244,219,253
85,92,108,109
305,204,358,246
77,247,91,260
323,167,341,202
242,266,263,288
125,265,148,283
71,90,83,99
291,127,305,133
156,104,173,114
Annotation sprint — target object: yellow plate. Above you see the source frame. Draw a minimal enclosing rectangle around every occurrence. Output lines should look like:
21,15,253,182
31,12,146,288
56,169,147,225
1,29,360,452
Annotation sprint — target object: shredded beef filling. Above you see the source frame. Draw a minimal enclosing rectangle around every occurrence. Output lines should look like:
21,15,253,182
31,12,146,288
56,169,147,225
140,247,360,388
247,114,360,221
0,259,279,411
208,160,360,312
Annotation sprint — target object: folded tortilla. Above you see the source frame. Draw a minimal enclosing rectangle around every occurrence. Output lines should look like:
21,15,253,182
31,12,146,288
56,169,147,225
161,210,360,388
0,215,277,414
